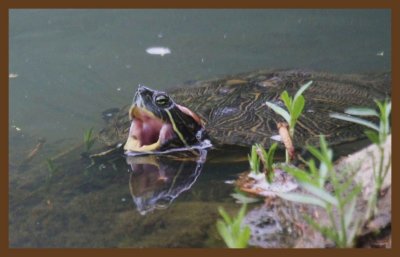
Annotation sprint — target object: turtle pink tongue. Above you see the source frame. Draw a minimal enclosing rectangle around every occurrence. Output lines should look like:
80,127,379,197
125,106,175,152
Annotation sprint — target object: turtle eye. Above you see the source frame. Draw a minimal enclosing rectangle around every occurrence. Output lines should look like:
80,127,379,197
154,94,171,107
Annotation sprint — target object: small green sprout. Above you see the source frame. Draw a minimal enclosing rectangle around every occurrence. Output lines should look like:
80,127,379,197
45,158,59,187
265,81,312,162
248,145,260,175
278,136,362,248
248,143,278,183
216,204,251,248
83,127,96,152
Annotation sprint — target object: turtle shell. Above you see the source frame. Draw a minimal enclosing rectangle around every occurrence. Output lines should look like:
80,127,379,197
98,69,391,150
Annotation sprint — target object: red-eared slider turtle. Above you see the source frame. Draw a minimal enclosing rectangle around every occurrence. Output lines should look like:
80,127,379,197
97,69,391,154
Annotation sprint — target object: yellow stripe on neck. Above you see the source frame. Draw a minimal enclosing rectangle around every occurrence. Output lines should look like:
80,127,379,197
165,109,189,147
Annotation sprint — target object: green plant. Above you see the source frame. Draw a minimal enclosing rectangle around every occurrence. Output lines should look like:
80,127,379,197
248,145,261,175
248,143,278,182
45,158,59,186
83,127,96,152
265,81,312,162
216,204,251,248
277,136,362,248
330,99,391,220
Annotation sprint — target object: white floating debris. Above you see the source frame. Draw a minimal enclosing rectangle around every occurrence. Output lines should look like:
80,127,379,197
223,33,227,39
270,134,282,142
11,125,21,131
376,51,384,56
224,180,236,185
121,197,127,202
116,87,121,91
146,46,171,56
9,73,18,79
157,33,164,38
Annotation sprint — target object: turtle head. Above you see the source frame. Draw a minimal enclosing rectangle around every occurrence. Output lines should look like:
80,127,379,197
124,85,207,153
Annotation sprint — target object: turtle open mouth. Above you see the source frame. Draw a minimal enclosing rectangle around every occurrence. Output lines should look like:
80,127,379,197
124,106,175,152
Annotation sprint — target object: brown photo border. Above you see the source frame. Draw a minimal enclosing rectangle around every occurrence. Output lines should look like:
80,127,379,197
1,0,398,256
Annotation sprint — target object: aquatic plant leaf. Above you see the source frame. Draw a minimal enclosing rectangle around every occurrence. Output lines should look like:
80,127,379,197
346,218,361,247
329,113,379,132
237,204,247,223
307,159,319,182
216,220,234,248
304,215,339,244
291,95,305,122
230,193,260,204
345,107,378,117
294,80,312,102
218,207,232,224
319,135,329,156
385,101,391,118
364,130,380,145
277,192,326,208
249,145,260,174
344,197,357,228
306,145,326,163
267,143,278,173
265,101,291,124
342,184,362,208
280,91,292,110
283,165,317,186
300,182,339,207
238,227,251,248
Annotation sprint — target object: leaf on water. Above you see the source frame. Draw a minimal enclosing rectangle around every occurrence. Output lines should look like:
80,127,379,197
329,113,379,131
265,101,291,124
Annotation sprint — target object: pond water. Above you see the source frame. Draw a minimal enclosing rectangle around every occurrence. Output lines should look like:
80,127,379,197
9,9,390,248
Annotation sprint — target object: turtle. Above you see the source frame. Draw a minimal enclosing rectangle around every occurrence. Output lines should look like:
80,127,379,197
96,69,391,155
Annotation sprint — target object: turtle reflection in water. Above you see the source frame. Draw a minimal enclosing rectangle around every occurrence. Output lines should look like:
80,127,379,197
126,150,207,215
97,69,390,156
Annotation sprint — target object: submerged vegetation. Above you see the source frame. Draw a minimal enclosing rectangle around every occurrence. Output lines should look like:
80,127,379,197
83,127,96,152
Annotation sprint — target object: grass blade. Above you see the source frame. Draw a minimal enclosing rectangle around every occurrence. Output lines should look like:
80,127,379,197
300,182,339,206
329,113,379,131
277,192,326,208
